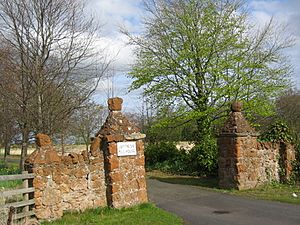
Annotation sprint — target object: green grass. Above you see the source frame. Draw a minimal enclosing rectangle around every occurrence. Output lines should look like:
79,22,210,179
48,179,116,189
148,170,300,204
227,182,300,204
42,203,183,225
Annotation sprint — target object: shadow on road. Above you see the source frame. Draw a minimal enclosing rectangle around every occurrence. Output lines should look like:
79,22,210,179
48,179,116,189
148,174,219,189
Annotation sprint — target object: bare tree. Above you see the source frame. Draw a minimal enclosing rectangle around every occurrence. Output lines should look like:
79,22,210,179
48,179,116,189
0,0,110,169
70,102,106,151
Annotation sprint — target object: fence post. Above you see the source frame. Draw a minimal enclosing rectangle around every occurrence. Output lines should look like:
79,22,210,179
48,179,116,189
22,171,29,223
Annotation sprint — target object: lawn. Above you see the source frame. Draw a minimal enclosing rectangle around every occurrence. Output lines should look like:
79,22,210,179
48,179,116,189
42,203,183,225
147,170,300,205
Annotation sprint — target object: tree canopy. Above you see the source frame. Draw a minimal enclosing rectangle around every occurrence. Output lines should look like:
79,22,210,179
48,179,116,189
124,0,293,141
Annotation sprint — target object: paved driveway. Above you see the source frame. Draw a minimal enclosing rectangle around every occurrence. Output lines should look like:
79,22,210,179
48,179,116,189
147,179,300,225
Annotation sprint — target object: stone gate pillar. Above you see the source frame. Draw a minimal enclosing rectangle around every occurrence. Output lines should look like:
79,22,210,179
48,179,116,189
218,102,259,190
95,97,148,208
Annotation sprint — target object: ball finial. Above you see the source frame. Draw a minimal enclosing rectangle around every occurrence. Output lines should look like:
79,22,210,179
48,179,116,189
231,101,242,112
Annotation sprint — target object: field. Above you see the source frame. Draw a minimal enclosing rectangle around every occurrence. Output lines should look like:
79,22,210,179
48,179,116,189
0,144,87,156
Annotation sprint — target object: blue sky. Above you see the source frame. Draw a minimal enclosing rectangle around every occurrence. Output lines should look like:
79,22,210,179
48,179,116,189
88,0,300,111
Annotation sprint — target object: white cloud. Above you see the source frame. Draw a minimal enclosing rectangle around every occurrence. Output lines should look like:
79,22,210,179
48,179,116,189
249,0,300,87
87,0,143,36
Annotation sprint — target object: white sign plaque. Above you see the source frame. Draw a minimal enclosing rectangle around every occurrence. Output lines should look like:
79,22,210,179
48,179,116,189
117,141,137,156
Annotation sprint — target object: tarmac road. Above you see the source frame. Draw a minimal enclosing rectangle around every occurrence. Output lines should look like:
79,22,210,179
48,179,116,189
147,179,300,225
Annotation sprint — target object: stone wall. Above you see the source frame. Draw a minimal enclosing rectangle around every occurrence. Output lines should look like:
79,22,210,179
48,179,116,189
25,97,148,221
25,134,106,220
218,102,295,190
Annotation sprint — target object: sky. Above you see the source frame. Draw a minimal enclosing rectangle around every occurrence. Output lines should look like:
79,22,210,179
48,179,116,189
87,0,300,111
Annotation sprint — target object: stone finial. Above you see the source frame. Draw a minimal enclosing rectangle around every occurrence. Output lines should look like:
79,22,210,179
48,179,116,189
108,97,123,111
36,133,52,147
231,101,242,112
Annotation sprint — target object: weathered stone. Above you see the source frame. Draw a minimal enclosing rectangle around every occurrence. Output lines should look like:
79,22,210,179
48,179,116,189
90,137,101,157
45,149,61,163
33,176,47,190
125,133,146,140
69,153,79,164
62,155,73,165
108,157,119,171
218,103,295,190
106,134,124,143
36,133,52,147
43,187,61,206
231,101,242,112
137,190,148,202
110,172,122,183
108,97,123,111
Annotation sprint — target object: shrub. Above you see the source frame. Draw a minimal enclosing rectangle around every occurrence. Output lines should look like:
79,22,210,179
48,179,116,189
0,163,20,175
145,142,179,167
189,137,218,176
145,139,218,176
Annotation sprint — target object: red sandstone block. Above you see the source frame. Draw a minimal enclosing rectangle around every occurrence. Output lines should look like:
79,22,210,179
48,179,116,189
68,153,79,164
42,167,52,176
90,157,104,164
36,133,52,147
110,172,122,183
108,142,117,154
106,134,124,143
137,178,147,189
108,157,119,171
53,174,63,184
137,190,148,202
111,184,120,193
236,164,246,173
45,150,61,164
90,137,101,157
135,157,145,166
108,97,123,111
33,176,47,190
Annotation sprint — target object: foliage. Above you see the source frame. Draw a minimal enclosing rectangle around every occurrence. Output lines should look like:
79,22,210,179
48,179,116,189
0,163,20,175
189,136,218,175
0,163,21,189
42,203,183,225
124,0,293,144
145,142,179,166
145,139,218,176
259,120,294,143
291,141,300,182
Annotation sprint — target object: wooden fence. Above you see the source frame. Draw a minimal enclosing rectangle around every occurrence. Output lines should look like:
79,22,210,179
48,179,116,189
0,171,36,225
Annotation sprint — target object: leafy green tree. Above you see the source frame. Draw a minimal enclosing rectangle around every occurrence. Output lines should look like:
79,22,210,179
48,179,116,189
124,0,293,143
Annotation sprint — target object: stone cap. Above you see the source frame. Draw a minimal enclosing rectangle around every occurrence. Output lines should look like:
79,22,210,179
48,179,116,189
108,97,123,111
36,133,52,147
231,101,242,112
96,98,143,137
220,101,256,135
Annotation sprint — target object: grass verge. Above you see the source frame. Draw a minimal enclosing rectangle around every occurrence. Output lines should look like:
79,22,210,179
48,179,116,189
147,170,300,204
42,203,183,225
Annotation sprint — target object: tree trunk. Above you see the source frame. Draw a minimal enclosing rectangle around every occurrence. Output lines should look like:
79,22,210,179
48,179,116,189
19,127,28,171
3,141,11,164
195,115,212,144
